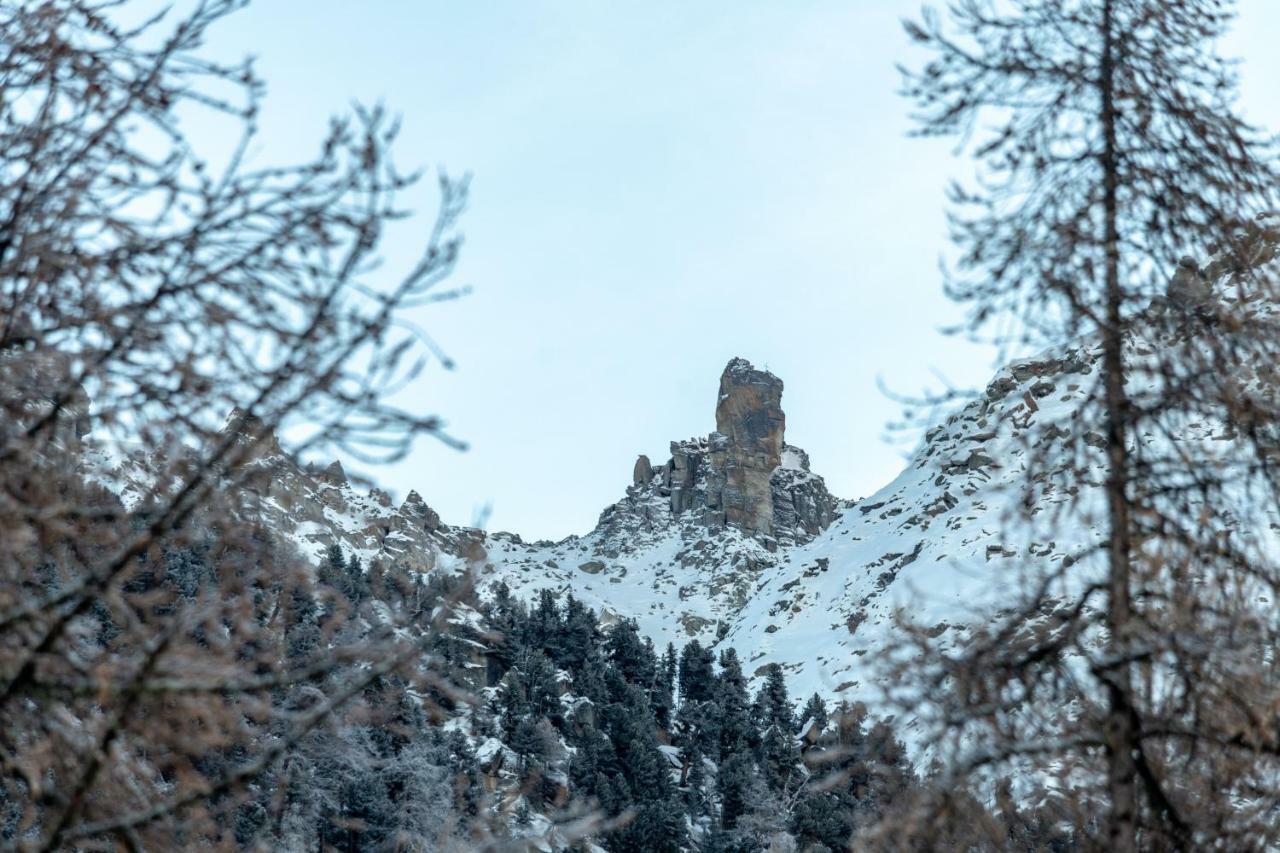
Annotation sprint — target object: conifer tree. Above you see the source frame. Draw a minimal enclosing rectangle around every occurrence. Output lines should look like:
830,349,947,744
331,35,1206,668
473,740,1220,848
498,670,529,740
798,693,828,737
662,643,678,694
345,551,369,603
678,640,716,705
715,649,752,759
321,543,347,591
717,752,757,832
896,1,1280,847
560,594,599,670
754,664,799,795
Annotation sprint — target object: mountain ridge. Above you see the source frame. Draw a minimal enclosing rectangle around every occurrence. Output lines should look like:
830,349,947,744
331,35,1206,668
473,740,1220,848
93,345,1114,718
81,231,1280,724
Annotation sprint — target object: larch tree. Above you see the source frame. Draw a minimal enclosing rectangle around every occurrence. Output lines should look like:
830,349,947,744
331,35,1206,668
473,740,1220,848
879,1,1280,850
0,0,478,848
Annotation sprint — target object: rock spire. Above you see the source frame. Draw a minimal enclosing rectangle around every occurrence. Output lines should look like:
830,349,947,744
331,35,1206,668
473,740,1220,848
711,357,786,534
628,358,838,543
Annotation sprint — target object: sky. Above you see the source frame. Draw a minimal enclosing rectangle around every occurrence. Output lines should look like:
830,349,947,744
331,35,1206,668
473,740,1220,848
184,1,1280,539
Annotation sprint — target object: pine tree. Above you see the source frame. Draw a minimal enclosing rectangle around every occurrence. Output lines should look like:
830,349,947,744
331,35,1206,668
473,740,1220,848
321,543,346,590
497,670,529,740
715,649,752,759
717,752,757,831
798,693,828,738
531,587,561,658
662,643,678,696
560,594,599,671
753,664,798,794
163,545,208,599
678,640,716,704
754,664,794,732
521,650,562,720
650,657,675,730
344,551,369,603
483,580,520,671
511,717,547,778
677,698,722,774
572,654,610,706
684,741,708,816
615,800,688,853
605,618,657,688
284,584,321,662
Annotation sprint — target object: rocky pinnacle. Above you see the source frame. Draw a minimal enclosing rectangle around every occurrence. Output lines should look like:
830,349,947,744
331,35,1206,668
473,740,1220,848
628,357,837,544
711,358,786,535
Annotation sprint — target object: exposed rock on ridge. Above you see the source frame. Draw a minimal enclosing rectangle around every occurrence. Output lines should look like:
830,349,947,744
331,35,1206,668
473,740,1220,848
632,454,653,486
78,224,1280,716
713,358,785,534
634,358,837,544
771,444,838,539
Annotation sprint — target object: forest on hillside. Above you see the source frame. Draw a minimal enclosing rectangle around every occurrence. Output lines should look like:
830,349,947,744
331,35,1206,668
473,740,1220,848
13,536,1075,851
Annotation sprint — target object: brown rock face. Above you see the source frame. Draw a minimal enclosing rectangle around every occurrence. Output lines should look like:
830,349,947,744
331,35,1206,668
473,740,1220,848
711,358,785,535
633,454,654,486
628,357,837,543
668,441,702,515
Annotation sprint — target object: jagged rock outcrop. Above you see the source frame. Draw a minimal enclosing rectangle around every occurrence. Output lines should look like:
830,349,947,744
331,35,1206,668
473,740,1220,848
173,414,459,573
771,444,839,538
75,224,1280,717
665,438,704,516
318,459,349,487
632,454,653,486
712,358,785,534
641,358,837,543
399,489,441,533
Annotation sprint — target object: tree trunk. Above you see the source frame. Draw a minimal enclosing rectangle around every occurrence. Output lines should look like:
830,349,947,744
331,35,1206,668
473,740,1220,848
1100,2,1138,849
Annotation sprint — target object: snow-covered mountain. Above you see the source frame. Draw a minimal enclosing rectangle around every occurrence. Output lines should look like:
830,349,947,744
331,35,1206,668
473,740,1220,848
143,340,1131,720
466,348,1114,707
79,214,1280,736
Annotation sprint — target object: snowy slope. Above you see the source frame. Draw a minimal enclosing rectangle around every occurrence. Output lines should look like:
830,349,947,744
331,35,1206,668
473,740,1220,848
472,344,1112,710
78,285,1280,724
97,343,1097,719
152,344,1108,715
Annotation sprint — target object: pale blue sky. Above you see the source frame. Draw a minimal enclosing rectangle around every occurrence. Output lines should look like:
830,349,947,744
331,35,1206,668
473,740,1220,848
190,2,1280,538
